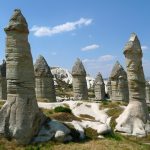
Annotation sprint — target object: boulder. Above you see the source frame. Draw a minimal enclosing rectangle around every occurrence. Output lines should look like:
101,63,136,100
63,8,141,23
33,120,71,143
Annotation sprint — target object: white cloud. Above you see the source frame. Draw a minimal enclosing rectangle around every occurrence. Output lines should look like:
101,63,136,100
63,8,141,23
30,18,92,37
141,45,148,50
98,55,115,62
83,55,115,63
82,55,116,77
81,44,100,51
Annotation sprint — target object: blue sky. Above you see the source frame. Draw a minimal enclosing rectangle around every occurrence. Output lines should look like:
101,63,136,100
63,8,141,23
0,0,150,78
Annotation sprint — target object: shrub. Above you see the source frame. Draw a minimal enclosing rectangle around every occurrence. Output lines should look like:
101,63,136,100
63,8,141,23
54,106,72,113
85,127,98,140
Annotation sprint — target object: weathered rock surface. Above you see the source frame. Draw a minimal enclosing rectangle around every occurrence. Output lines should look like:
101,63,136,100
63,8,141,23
0,9,46,144
108,61,129,102
34,55,56,102
146,81,150,104
94,72,105,100
51,67,95,89
33,119,71,143
115,33,150,137
106,79,112,99
0,60,7,100
72,58,88,100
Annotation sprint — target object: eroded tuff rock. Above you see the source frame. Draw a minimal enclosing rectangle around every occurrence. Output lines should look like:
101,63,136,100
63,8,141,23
72,58,88,100
108,61,129,102
34,55,56,102
106,80,112,99
115,33,150,137
0,60,7,100
94,72,105,100
0,9,46,144
146,81,150,104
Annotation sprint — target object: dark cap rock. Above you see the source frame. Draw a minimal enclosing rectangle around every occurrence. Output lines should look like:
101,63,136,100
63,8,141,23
34,55,53,77
4,9,28,33
72,58,86,76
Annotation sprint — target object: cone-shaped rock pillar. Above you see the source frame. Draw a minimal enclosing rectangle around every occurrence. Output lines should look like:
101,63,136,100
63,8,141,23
94,72,105,100
108,61,129,102
72,58,88,100
115,33,150,137
0,60,7,100
106,79,112,99
146,81,150,104
34,55,56,102
0,9,46,144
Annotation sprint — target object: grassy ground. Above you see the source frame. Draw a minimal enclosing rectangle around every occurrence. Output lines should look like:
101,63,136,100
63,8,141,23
0,101,150,150
0,135,150,150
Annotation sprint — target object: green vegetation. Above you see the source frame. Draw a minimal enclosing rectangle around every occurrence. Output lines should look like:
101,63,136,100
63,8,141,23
42,107,80,122
42,109,54,117
88,88,95,98
147,106,150,113
0,135,150,150
100,100,127,109
85,128,98,140
0,100,5,109
48,112,80,122
54,106,72,113
107,106,124,129
55,78,73,98
1,101,150,149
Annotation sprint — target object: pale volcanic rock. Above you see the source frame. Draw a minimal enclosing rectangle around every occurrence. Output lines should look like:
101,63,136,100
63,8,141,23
94,72,105,100
146,81,150,104
72,58,88,100
0,9,46,144
0,60,7,100
34,55,56,102
108,61,129,102
115,33,150,137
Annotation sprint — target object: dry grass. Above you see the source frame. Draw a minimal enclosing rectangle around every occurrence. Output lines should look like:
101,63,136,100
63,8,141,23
42,108,80,122
0,137,150,150
107,107,124,129
0,100,5,109
79,114,95,120
100,101,128,109
0,101,150,149
48,112,81,122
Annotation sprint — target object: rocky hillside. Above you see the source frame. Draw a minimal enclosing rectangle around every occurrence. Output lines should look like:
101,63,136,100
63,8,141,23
51,67,95,89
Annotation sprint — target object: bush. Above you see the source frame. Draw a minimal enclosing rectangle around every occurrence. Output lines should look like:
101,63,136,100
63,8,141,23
85,127,98,140
104,132,122,141
54,106,72,113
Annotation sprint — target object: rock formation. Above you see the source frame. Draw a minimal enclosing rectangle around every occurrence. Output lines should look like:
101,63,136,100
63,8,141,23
115,33,150,137
0,60,7,100
0,9,46,144
51,67,95,89
106,79,112,99
34,55,56,102
94,72,105,100
108,61,129,102
146,81,150,104
72,58,88,100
